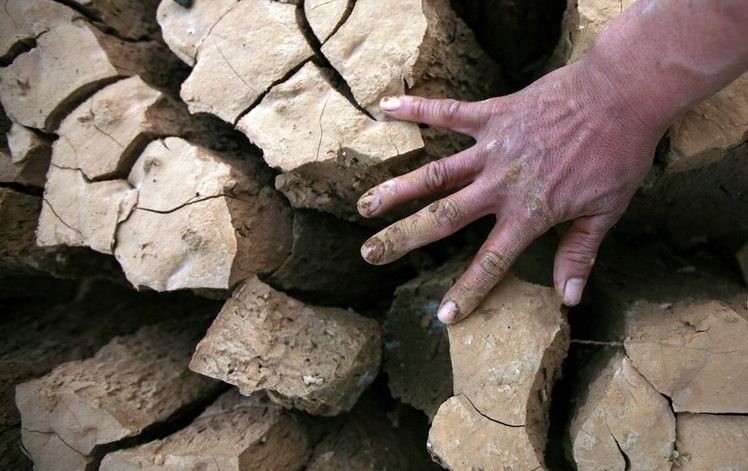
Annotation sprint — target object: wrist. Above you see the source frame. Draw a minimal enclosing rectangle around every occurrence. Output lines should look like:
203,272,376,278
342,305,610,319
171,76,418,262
573,47,672,140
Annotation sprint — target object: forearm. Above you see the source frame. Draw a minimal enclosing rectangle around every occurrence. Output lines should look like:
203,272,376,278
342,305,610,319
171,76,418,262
581,0,748,132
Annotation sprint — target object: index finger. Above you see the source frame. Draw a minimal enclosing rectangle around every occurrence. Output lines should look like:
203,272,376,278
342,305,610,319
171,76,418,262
380,96,490,136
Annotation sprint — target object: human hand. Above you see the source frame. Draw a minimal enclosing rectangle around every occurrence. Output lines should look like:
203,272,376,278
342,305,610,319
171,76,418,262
357,59,664,324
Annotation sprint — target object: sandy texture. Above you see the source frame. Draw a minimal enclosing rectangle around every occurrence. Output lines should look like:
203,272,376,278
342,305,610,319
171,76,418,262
190,277,381,416
101,390,310,471
16,318,221,462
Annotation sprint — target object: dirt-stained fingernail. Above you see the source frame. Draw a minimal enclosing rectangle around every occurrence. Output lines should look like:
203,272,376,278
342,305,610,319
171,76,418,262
357,191,380,216
361,237,385,264
437,300,459,324
380,96,401,112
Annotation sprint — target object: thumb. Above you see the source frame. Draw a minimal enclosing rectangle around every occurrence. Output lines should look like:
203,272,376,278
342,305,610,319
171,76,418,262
553,216,610,306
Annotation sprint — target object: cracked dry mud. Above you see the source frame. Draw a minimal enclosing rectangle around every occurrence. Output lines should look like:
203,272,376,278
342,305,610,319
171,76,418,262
178,0,314,124
675,413,748,470
237,61,424,218
428,275,569,469
4,0,748,470
190,277,382,416
114,137,293,291
100,390,311,471
35,76,294,291
15,316,221,467
159,0,501,219
623,299,748,414
570,352,676,471
304,0,351,43
49,76,192,181
0,12,181,132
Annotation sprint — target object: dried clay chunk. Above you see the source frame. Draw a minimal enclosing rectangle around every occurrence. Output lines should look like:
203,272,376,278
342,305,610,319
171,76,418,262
190,277,382,416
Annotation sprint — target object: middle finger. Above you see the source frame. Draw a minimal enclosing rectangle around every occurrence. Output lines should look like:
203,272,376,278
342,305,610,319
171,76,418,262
360,184,491,266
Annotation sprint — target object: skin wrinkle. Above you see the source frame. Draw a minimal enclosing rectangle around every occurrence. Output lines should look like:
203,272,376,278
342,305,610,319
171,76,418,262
429,199,464,230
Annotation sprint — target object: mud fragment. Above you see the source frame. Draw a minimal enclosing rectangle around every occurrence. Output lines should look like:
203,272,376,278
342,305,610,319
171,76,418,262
675,413,748,470
156,0,239,66
190,277,381,416
237,62,423,218
623,299,748,413
322,0,501,119
100,390,311,471
15,317,222,465
570,352,676,471
6,123,51,187
0,21,182,132
180,0,313,123
429,275,569,468
114,138,293,291
51,76,192,180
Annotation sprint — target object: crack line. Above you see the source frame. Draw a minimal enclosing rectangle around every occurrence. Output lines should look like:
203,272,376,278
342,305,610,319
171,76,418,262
135,194,254,215
216,43,252,92
316,91,332,162
42,198,84,237
458,393,525,428
193,2,242,61
297,0,373,119
89,98,125,149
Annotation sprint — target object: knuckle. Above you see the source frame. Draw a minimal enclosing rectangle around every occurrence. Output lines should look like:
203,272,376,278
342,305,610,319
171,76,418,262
421,161,450,193
428,198,465,230
478,249,512,278
442,100,462,121
574,231,604,252
513,211,548,237
413,99,428,119
562,248,597,267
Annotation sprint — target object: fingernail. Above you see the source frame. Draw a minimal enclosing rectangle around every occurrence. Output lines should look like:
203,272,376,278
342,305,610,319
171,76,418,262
361,237,385,264
357,191,380,216
380,96,401,112
437,301,459,324
563,278,585,306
